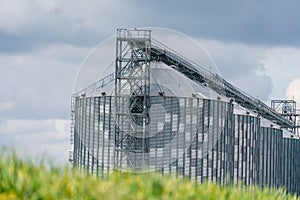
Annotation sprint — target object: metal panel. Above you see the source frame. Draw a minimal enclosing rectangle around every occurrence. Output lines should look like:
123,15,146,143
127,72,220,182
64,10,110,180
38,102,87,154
259,127,283,188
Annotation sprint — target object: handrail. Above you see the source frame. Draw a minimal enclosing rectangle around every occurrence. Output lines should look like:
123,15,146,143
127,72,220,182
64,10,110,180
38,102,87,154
72,35,294,128
148,42,294,128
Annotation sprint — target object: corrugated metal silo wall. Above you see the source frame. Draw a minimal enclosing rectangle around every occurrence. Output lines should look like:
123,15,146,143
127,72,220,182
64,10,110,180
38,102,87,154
295,139,300,195
73,96,114,178
73,96,233,180
232,114,260,186
163,99,233,184
73,96,300,194
259,127,283,188
282,137,298,194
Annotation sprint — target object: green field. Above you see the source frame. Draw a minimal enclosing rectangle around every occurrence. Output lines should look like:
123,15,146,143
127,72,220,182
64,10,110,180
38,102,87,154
0,149,298,200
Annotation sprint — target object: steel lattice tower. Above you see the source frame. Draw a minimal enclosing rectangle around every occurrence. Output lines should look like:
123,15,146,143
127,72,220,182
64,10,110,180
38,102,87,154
114,29,151,170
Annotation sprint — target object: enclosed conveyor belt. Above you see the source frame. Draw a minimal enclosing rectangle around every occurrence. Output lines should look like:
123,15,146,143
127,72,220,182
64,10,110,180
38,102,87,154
74,37,294,128
148,44,294,128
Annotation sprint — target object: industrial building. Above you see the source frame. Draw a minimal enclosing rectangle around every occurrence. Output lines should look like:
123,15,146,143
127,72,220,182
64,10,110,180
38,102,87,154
70,29,300,195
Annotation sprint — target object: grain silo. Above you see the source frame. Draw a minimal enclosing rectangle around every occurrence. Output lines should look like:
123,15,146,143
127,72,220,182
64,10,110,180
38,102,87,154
70,28,300,194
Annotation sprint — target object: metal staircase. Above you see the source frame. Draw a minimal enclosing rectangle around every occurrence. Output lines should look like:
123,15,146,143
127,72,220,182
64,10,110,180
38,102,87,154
114,29,152,169
72,29,295,140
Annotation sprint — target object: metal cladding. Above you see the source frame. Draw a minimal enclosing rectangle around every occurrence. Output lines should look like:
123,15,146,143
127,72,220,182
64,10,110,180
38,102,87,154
259,124,283,188
233,104,260,186
282,132,300,194
73,96,232,178
296,140,300,194
71,29,300,195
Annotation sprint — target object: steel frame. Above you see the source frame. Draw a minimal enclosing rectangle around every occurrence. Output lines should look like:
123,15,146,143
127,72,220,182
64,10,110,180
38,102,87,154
114,29,151,169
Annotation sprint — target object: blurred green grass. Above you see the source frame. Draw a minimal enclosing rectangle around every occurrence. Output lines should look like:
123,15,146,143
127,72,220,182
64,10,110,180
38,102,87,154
0,149,298,200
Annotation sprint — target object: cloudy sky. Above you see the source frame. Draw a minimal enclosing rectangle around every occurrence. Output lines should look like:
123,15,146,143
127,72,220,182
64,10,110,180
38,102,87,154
1,0,300,165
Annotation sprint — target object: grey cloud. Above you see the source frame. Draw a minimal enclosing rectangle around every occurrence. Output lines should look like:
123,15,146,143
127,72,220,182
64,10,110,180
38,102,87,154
0,0,138,51
126,0,300,46
0,44,90,120
0,67,75,120
0,119,70,165
199,39,273,99
1,0,300,53
199,39,265,76
230,72,273,100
